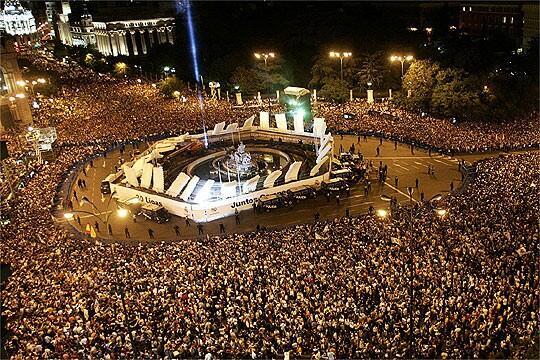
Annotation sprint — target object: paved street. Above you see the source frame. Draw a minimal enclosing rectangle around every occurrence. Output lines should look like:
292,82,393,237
59,135,468,242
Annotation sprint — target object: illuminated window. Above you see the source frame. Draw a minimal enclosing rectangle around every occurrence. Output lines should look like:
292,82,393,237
462,6,466,11
510,17,514,24
503,16,506,23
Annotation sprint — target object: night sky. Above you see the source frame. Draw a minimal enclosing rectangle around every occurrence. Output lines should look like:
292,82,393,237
180,1,443,84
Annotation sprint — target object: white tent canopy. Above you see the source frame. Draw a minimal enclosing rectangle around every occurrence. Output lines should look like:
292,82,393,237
140,163,154,189
152,166,165,193
285,161,302,183
243,175,260,193
284,86,310,97
180,176,200,201
166,172,190,197
194,180,215,203
123,165,140,187
264,170,282,188
310,156,329,176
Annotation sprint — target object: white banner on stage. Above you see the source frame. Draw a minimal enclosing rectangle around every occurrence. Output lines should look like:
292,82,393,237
276,115,287,131
260,112,270,129
293,113,304,133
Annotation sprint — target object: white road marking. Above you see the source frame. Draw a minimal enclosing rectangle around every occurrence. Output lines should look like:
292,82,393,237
432,158,449,166
348,201,375,209
393,163,410,171
383,181,418,203
56,210,113,223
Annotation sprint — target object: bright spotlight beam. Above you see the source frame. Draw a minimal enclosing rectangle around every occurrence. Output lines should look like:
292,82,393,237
185,1,208,147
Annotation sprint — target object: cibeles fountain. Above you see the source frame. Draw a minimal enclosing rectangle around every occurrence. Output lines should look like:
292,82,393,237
221,142,259,179
105,113,333,222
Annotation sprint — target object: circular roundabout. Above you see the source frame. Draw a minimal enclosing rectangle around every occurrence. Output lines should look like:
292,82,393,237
103,116,333,223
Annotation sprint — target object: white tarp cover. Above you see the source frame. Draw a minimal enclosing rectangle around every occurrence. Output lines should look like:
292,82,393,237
293,113,304,133
212,121,226,135
313,117,327,138
225,123,238,132
140,163,154,189
243,175,260,193
320,133,332,150
310,156,329,176
284,86,310,97
259,112,270,129
194,180,215,203
160,133,189,145
285,161,302,183
180,175,200,201
242,115,255,129
276,115,287,131
165,172,190,197
221,181,238,198
152,166,165,193
123,165,140,187
132,156,148,177
275,113,286,128
264,170,282,188
155,145,176,154
317,143,332,164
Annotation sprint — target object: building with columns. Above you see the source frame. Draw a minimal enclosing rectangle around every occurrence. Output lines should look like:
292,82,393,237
56,1,175,57
94,18,175,57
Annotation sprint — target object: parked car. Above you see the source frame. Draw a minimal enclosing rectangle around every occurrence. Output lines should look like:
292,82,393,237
256,194,289,213
287,186,317,203
139,203,171,223
321,178,350,194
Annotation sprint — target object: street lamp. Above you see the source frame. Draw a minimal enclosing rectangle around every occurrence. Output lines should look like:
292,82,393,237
117,208,129,218
329,51,352,81
390,54,414,78
375,209,388,219
253,52,275,67
254,51,276,113
435,208,447,218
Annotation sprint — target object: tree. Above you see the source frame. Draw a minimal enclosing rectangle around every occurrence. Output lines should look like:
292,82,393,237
309,55,339,89
355,52,386,89
431,69,484,120
255,61,290,93
402,60,440,110
158,76,187,97
229,66,263,95
310,53,359,89
319,78,349,102
113,62,129,77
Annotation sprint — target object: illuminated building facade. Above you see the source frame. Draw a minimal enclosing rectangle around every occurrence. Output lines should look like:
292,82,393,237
56,1,175,56
0,0,37,37
0,36,32,133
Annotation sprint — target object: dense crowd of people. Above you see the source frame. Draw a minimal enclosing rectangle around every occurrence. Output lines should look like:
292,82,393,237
18,51,539,154
318,101,539,153
0,52,538,359
1,147,538,358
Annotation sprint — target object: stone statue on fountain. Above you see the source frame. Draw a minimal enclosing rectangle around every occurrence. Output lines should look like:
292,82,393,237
227,142,256,175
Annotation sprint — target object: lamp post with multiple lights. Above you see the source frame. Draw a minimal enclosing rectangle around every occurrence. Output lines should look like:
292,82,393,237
254,52,276,114
254,52,275,67
390,54,414,78
329,51,352,81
